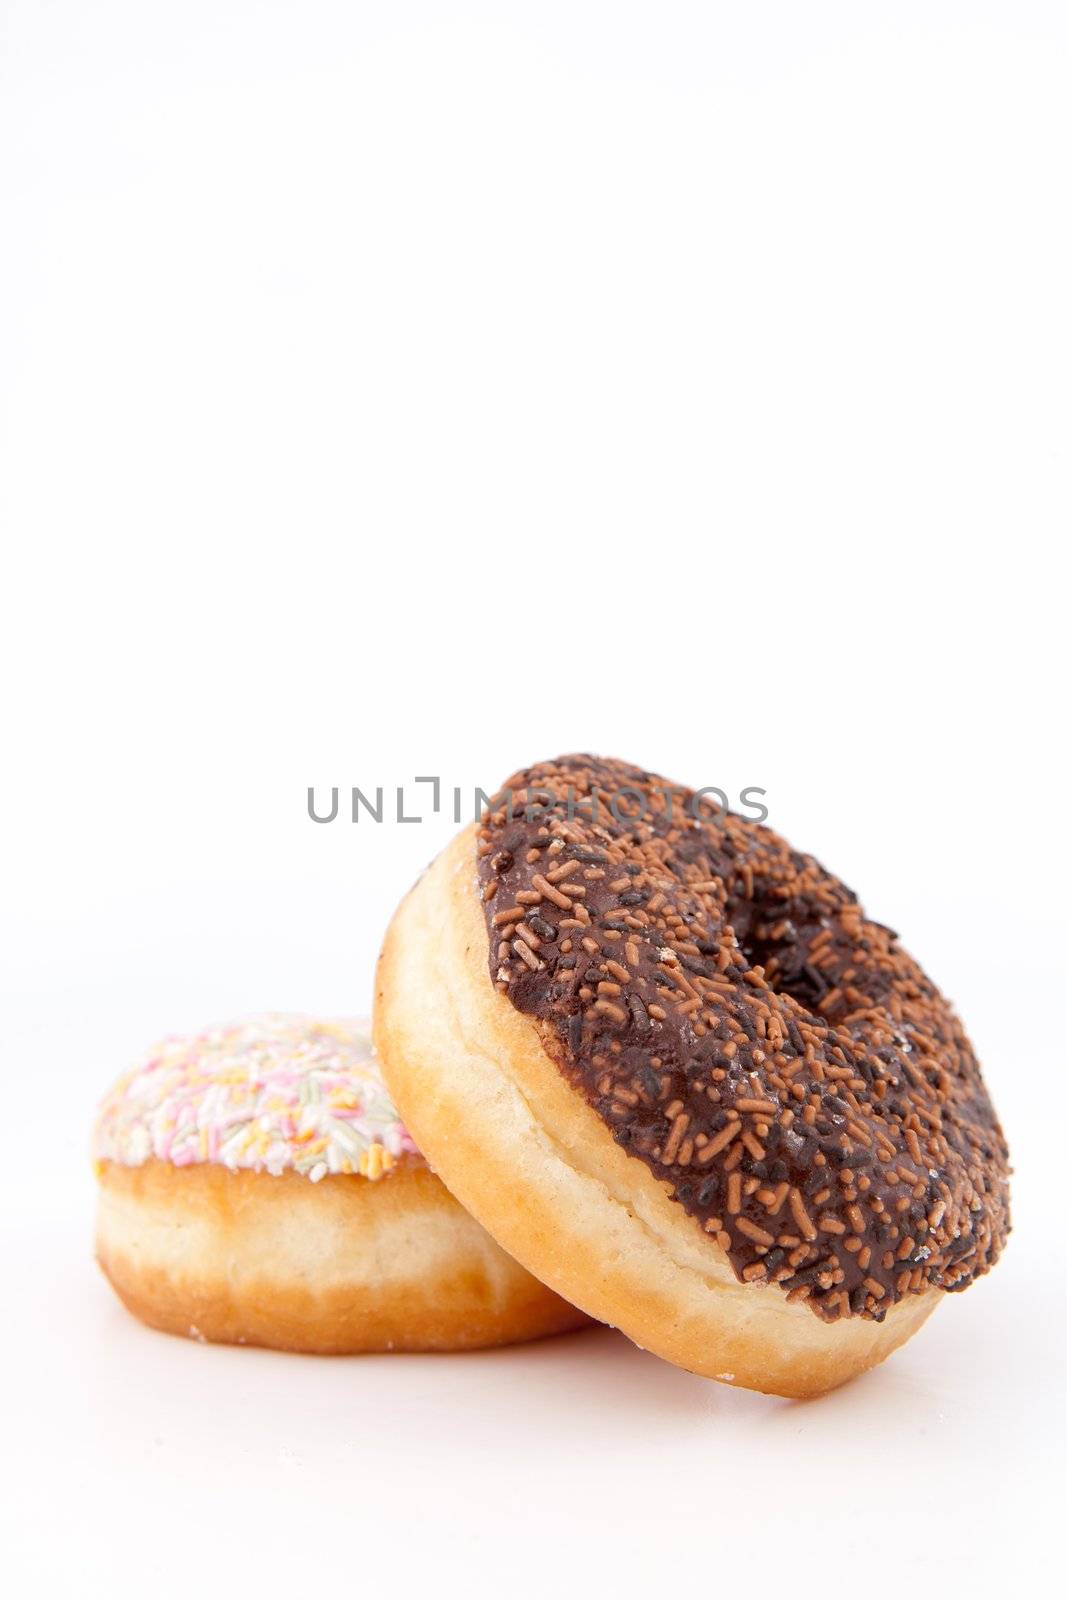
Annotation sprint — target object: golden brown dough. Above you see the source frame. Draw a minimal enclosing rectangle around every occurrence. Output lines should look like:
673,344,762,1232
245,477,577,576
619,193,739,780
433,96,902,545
96,1157,586,1353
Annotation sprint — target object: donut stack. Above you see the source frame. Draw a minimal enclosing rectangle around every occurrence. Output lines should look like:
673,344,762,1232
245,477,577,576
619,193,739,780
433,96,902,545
94,754,1010,1396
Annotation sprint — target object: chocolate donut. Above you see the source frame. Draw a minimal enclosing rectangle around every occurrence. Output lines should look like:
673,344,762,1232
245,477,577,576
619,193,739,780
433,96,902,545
375,755,1010,1395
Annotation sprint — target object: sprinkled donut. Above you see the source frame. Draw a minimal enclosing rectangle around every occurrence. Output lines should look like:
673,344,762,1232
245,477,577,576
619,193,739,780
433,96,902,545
375,755,1010,1396
93,1015,588,1353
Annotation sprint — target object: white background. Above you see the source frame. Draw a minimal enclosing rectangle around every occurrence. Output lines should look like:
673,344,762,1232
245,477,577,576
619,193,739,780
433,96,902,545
2,3,1065,1595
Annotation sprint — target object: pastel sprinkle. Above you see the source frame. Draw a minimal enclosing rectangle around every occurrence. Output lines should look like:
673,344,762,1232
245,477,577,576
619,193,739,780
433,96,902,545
92,1015,419,1182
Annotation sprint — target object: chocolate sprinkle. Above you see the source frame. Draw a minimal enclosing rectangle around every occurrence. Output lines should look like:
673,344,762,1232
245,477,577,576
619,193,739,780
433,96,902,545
476,756,1010,1324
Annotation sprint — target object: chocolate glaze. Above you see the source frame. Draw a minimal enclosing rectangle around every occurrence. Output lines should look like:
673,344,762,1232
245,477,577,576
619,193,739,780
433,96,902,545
475,756,1010,1322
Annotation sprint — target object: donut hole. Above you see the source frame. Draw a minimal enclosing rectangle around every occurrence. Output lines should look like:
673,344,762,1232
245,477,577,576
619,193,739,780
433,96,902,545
755,948,830,1013
729,903,833,1017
